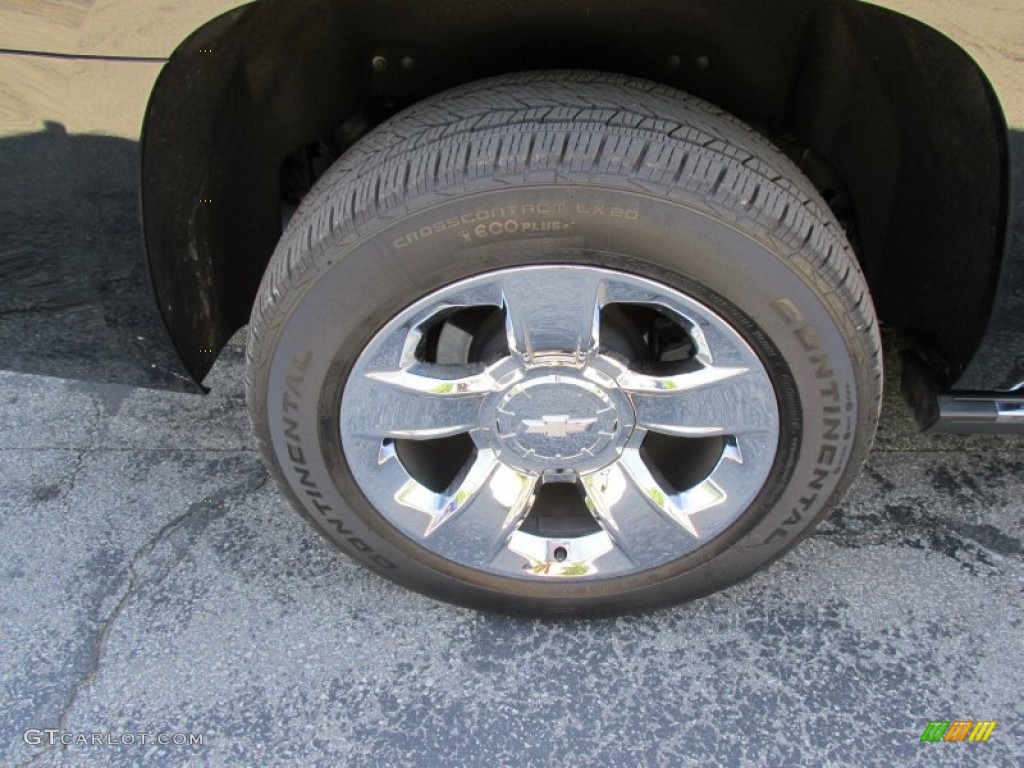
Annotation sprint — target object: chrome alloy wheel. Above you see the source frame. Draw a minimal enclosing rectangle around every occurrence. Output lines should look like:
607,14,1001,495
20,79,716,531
340,265,780,579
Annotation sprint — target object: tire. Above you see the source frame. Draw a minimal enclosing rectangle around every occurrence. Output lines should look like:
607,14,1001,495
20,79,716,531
246,71,881,616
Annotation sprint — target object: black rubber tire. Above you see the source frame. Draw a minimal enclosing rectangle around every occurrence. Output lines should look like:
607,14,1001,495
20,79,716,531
246,71,882,616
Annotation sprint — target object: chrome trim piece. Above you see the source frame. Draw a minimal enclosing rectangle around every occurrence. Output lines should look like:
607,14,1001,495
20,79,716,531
927,393,1024,435
996,401,1024,421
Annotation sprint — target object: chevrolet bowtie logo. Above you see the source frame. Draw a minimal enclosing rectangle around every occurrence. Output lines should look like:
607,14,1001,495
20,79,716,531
521,415,598,438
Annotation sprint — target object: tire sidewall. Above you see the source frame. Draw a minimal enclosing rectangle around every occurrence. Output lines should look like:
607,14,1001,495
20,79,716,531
255,184,867,614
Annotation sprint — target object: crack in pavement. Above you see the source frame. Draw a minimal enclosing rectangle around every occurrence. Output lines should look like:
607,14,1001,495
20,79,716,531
55,448,88,525
51,394,102,526
17,467,271,767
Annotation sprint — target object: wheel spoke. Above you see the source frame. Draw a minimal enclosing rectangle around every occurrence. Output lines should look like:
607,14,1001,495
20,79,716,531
346,365,492,439
408,457,540,567
615,363,748,394
581,448,732,567
392,449,497,531
617,365,777,436
501,267,603,364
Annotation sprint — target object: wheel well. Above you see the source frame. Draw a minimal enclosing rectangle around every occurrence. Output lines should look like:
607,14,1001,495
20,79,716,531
142,0,1007,387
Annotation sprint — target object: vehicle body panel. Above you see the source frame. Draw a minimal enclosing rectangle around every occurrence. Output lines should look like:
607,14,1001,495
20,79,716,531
879,0,1024,391
0,0,1021,401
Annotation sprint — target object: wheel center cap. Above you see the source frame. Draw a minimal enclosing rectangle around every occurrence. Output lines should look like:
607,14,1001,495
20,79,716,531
485,369,635,475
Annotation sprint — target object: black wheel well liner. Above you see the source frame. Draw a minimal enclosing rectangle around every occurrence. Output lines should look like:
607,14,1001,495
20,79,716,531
141,0,1008,388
